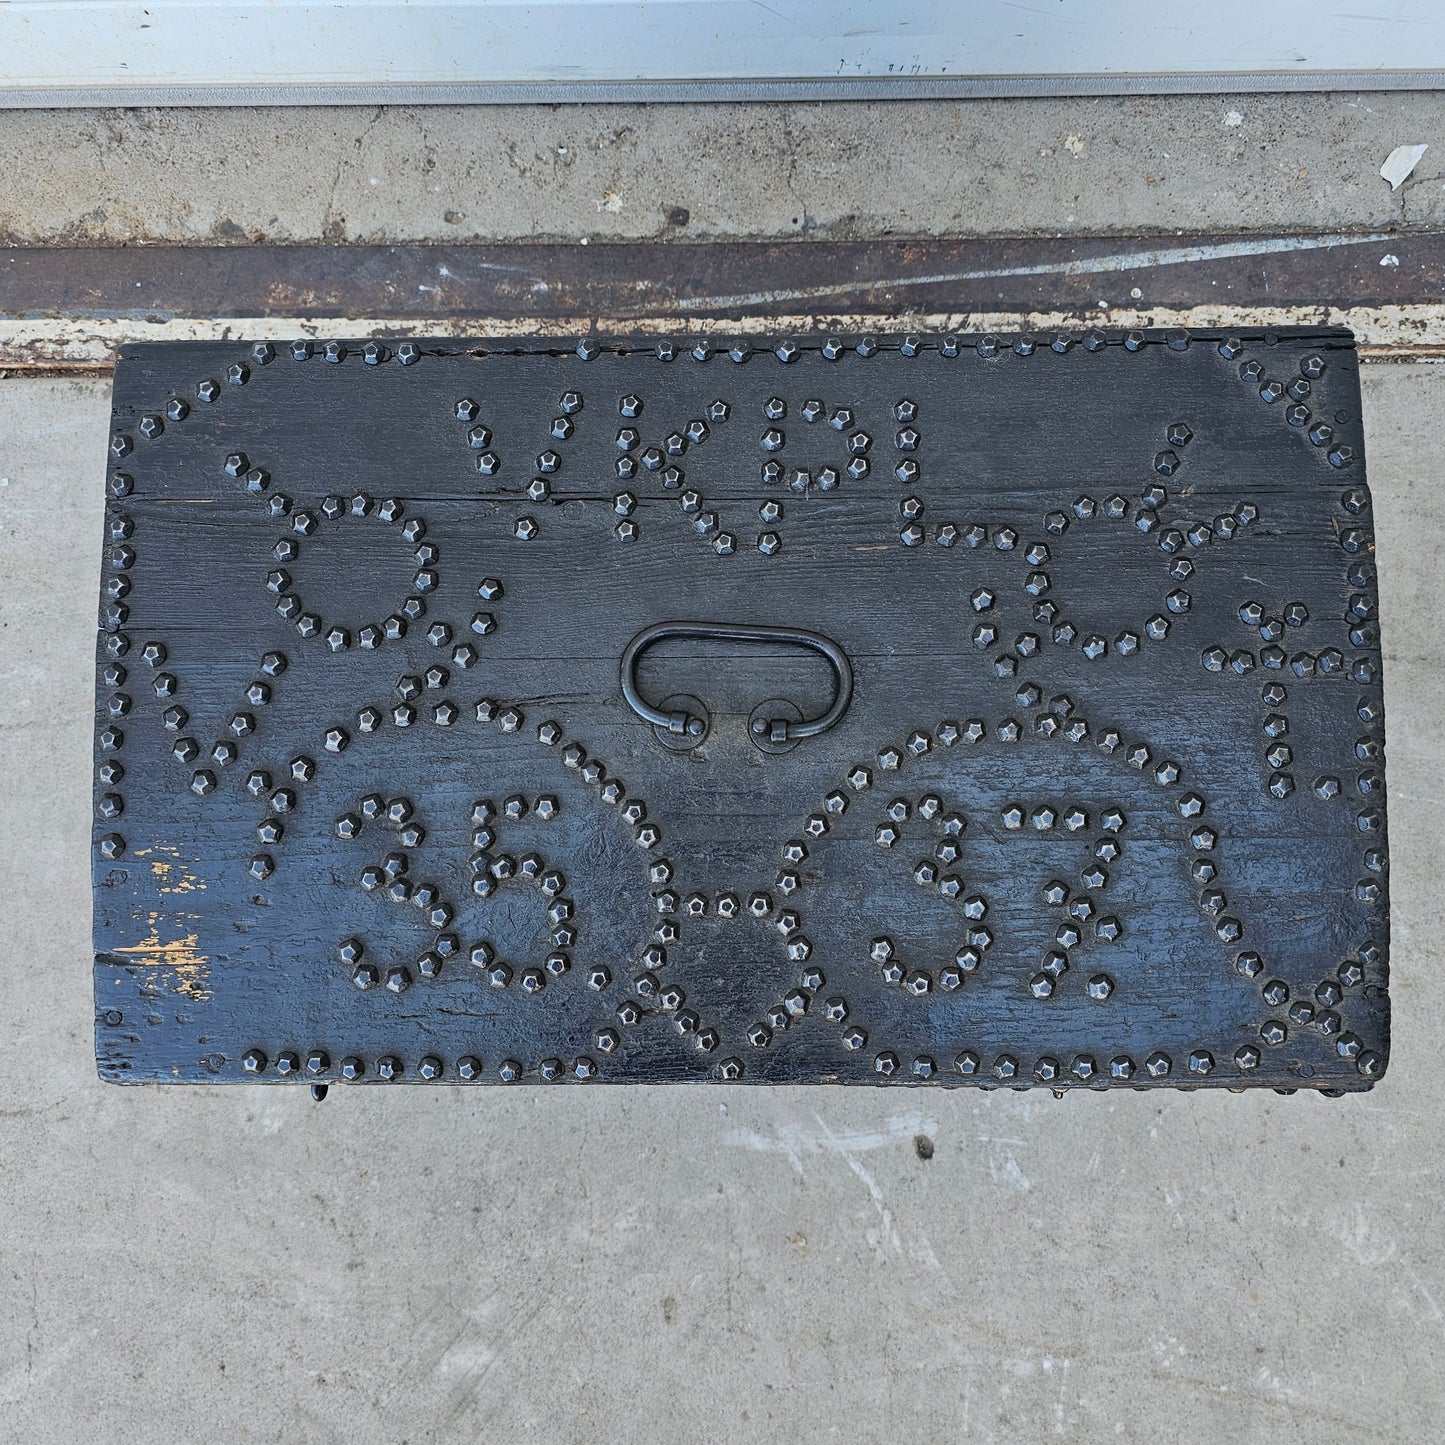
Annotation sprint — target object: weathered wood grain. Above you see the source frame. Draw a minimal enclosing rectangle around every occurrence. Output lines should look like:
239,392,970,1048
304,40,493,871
93,330,1389,1091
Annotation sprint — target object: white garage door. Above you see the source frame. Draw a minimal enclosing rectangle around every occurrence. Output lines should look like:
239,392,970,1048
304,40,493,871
1,0,1443,105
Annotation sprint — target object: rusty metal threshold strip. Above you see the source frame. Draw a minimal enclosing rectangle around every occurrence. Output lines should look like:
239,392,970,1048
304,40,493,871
4,233,1444,370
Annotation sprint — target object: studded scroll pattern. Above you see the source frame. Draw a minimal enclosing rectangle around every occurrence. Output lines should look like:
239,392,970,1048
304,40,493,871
95,330,1388,1091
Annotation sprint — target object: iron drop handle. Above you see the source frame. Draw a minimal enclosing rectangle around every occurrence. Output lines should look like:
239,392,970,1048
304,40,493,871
620,621,853,750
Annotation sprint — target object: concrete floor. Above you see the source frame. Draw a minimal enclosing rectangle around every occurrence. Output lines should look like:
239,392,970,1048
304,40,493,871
3,95,1445,1443
2,92,1445,247
0,359,1441,1445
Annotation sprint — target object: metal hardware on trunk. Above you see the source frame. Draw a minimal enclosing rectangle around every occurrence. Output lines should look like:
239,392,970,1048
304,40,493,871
620,621,853,753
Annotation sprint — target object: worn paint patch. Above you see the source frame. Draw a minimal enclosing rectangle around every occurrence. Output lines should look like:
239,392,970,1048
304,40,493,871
110,926,211,1002
112,846,212,1000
